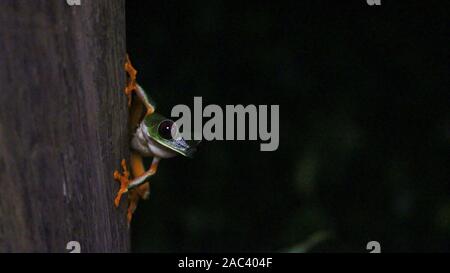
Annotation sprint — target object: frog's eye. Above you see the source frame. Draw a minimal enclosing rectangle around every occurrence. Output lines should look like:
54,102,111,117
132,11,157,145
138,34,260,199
158,120,176,140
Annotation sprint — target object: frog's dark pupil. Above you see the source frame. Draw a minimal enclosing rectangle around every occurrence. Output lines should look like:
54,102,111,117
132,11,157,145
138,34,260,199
158,120,174,140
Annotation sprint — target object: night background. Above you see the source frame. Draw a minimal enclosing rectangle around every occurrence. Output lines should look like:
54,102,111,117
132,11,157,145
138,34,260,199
125,0,449,252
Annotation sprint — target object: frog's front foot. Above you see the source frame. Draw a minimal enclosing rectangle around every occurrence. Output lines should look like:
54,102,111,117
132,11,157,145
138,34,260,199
113,159,131,208
113,159,141,224
124,54,138,107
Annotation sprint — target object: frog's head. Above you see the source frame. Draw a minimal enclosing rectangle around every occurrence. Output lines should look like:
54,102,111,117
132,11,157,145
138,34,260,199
143,113,199,158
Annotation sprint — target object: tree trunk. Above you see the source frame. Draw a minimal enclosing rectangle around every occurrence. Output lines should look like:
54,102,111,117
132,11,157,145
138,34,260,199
0,0,130,252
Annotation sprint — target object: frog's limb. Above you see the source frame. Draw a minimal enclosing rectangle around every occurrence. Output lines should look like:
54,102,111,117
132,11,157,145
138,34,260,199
114,154,159,222
124,54,155,115
127,190,140,223
130,152,151,200
113,159,131,208
129,95,145,133
124,54,138,107
125,153,152,223
126,156,159,223
127,156,160,191
136,84,155,116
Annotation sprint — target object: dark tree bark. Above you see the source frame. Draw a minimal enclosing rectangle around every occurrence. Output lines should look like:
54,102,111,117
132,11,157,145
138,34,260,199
0,0,130,252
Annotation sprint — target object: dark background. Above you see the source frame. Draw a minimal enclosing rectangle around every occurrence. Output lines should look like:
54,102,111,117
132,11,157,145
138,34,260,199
125,0,449,252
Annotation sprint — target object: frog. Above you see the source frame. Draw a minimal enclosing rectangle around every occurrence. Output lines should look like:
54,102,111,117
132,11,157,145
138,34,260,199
113,55,198,223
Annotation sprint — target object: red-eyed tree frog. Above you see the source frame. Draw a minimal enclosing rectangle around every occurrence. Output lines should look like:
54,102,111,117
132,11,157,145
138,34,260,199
113,55,198,223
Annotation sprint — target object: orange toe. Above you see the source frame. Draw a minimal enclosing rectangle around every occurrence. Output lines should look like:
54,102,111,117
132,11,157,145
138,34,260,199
113,159,131,207
124,54,138,106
